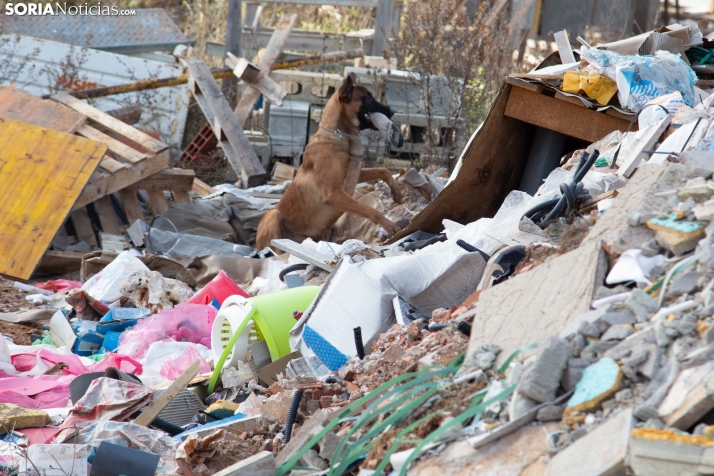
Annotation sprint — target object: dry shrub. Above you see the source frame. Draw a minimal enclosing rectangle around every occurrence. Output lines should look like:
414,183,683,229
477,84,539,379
388,0,514,167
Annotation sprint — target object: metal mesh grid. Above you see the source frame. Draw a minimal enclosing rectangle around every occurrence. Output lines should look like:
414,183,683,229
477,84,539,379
0,9,193,54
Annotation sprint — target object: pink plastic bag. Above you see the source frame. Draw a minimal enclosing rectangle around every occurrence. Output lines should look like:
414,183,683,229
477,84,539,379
117,304,216,359
159,346,210,380
11,350,142,376
35,279,82,292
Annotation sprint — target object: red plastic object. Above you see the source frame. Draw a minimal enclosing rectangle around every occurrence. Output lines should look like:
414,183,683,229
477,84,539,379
187,270,248,307
36,279,82,292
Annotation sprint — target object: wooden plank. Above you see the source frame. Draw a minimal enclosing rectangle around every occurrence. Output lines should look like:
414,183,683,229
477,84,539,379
35,251,86,276
173,191,191,204
188,60,266,187
147,190,169,216
73,150,170,210
99,157,126,173
504,85,631,143
76,124,148,164
0,85,87,134
134,168,196,192
134,360,201,427
373,0,395,55
192,178,216,196
118,188,144,224
234,14,298,125
0,118,105,280
95,196,122,234
554,91,588,107
508,73,564,80
105,104,142,125
554,29,576,64
270,239,334,272
227,54,287,105
506,77,544,94
50,93,167,154
70,208,98,247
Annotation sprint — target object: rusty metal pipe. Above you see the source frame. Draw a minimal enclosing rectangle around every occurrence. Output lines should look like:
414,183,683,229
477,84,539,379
41,49,363,100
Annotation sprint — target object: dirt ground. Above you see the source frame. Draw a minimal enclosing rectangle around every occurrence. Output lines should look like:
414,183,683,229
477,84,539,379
0,277,41,313
0,320,43,345
0,277,45,345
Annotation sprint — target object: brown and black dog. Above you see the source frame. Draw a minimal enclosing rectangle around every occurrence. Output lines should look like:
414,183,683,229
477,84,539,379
256,74,404,250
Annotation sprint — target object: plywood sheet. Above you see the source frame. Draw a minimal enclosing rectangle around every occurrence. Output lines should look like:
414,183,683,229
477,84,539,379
504,85,631,142
0,85,86,133
0,118,106,280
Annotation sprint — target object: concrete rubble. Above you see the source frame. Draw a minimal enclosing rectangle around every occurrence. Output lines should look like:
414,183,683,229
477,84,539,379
2,3,714,476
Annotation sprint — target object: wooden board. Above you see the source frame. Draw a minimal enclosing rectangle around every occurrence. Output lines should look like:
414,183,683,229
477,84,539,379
188,60,266,187
35,251,86,276
192,178,216,196
134,360,201,427
504,85,632,143
51,93,166,154
134,168,196,191
72,150,169,209
0,118,106,280
44,94,170,210
70,208,98,247
0,86,86,134
234,14,298,125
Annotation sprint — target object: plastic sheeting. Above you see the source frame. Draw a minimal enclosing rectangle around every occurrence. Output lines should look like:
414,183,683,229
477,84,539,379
116,304,215,360
81,251,150,303
293,250,487,370
54,421,179,475
581,48,697,112
57,378,152,434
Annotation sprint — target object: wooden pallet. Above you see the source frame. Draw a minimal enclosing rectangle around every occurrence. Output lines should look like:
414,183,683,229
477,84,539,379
49,93,170,209
0,86,171,211
59,169,198,251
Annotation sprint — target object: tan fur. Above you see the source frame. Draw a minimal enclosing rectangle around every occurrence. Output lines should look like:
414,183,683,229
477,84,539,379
256,76,402,251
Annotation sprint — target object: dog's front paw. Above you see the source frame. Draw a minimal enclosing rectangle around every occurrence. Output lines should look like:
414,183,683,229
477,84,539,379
381,218,402,237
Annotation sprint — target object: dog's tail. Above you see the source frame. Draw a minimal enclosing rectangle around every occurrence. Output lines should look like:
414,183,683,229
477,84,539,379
256,208,285,253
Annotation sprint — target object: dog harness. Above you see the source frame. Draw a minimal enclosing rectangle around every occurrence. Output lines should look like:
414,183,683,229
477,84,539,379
320,125,360,139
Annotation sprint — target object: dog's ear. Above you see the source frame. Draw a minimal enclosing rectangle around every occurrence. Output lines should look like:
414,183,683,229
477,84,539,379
339,73,355,103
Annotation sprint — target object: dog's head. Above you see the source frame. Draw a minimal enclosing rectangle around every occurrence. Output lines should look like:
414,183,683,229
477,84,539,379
338,73,395,131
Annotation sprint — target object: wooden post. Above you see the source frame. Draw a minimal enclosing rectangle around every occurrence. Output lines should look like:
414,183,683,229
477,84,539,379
233,14,298,125
223,0,242,105
373,0,394,56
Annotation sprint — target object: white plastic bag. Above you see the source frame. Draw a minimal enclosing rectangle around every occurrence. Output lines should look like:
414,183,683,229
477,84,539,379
581,48,697,112
81,250,150,302
639,92,686,129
